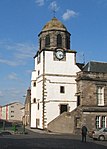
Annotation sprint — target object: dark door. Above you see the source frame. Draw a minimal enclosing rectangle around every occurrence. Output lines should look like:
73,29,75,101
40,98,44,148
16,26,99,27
77,95,80,106
60,104,68,114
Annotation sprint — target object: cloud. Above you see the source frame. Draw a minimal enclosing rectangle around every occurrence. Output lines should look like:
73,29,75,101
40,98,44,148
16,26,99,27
35,0,44,6
97,0,107,6
7,72,19,80
26,69,32,74
0,40,36,66
77,52,85,64
0,58,19,66
62,9,78,21
49,1,59,12
0,88,25,105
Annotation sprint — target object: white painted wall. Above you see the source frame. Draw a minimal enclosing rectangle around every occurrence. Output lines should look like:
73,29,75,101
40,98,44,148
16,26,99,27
45,51,79,75
31,104,37,127
31,50,80,129
2,106,6,120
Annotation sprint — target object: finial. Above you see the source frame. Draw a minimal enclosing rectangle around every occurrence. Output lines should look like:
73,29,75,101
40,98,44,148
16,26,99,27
52,5,56,18
50,1,58,18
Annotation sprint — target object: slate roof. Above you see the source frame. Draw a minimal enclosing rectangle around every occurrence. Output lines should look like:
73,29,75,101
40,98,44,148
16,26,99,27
76,63,85,70
83,61,107,73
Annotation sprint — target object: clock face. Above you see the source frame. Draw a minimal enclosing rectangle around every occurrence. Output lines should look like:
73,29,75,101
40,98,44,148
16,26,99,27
55,49,64,60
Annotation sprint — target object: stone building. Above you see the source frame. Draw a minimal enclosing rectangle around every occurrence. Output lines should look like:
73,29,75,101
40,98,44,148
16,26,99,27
75,61,107,133
24,88,31,126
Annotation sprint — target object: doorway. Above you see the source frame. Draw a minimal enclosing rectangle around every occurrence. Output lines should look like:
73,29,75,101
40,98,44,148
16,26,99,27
60,104,68,114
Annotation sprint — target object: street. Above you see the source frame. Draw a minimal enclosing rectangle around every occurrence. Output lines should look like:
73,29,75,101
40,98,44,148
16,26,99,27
0,130,107,149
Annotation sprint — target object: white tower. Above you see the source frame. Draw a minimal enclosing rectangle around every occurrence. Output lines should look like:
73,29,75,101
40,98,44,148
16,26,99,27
31,17,80,129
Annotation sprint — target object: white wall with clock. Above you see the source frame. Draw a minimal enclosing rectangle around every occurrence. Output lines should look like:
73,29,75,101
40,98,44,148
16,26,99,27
45,50,78,75
31,49,80,129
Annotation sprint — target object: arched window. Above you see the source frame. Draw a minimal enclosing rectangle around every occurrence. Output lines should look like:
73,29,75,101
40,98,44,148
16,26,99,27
57,34,62,47
45,35,50,47
39,38,41,50
66,35,70,49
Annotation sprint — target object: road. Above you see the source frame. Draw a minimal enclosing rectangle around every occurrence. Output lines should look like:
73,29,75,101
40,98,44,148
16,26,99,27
0,130,107,149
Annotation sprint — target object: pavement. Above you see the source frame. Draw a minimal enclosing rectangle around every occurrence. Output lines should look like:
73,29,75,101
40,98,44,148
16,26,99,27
25,125,49,134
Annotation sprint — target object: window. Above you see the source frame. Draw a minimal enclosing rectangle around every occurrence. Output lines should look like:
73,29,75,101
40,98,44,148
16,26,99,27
104,128,107,132
75,118,80,128
38,70,40,76
66,35,70,49
45,35,50,47
11,115,14,117
33,82,36,87
60,86,65,93
95,116,100,129
95,116,107,129
37,53,41,64
37,103,39,110
11,111,14,113
57,34,62,47
101,116,106,128
33,98,36,103
97,86,104,106
39,38,41,50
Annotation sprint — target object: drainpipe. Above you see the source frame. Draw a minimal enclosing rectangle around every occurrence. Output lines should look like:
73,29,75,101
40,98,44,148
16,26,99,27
42,50,45,129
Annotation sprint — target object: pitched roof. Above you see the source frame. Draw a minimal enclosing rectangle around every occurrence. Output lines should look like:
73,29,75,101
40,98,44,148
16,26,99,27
2,102,23,107
83,61,107,73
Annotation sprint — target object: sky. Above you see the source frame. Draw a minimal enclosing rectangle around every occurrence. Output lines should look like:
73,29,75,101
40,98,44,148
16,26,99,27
0,0,107,105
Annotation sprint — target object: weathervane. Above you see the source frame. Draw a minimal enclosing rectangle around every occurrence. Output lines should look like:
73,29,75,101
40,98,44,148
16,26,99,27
50,1,57,18
53,7,56,17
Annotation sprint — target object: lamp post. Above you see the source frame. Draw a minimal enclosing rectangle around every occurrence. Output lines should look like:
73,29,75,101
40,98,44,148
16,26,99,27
23,94,26,134
3,121,5,130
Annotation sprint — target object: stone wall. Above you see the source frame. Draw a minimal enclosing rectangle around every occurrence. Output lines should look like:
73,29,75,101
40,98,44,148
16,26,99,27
47,112,75,134
76,71,107,107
